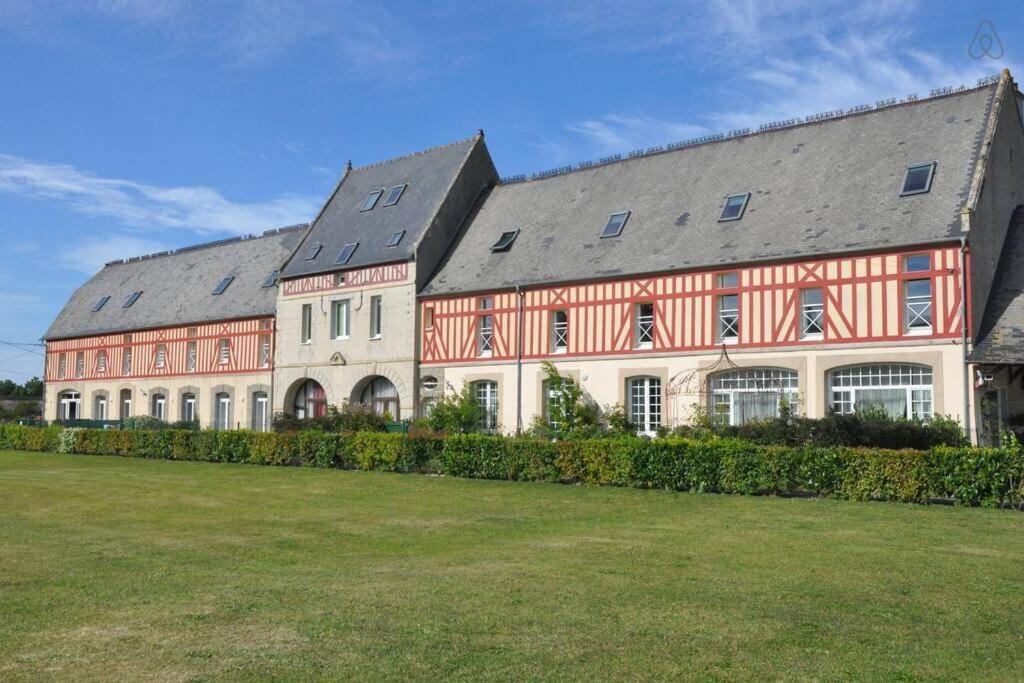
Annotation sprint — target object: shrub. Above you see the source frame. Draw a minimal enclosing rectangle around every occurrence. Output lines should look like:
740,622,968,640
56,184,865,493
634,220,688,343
427,384,488,434
272,403,387,434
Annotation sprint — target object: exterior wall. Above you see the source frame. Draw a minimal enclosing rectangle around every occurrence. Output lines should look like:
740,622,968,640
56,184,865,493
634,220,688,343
433,342,966,434
967,75,1024,338
44,316,276,428
45,372,274,429
421,246,964,364
274,261,418,419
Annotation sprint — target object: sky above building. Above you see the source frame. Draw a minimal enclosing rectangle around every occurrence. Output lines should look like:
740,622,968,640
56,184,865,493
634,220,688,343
0,0,1019,380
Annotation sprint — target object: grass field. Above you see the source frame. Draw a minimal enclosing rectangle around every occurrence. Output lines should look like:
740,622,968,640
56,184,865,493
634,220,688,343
2,451,1022,680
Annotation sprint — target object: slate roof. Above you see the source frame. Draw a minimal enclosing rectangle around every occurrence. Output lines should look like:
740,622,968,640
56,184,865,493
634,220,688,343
970,207,1024,364
44,226,306,340
421,85,997,296
280,135,484,279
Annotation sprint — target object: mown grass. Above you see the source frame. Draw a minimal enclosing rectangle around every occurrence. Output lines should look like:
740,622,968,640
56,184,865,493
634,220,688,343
1,450,1022,680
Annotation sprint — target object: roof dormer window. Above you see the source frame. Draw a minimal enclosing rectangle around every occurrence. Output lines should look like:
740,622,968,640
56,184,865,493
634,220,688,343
92,296,110,312
335,242,358,265
262,270,279,288
719,193,750,221
360,189,384,211
601,211,630,238
386,231,405,248
123,291,142,308
491,230,519,252
212,276,234,295
901,162,936,196
382,184,407,207
305,244,322,261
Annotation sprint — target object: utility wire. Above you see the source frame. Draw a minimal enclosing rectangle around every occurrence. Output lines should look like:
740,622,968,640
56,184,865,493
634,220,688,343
0,340,44,356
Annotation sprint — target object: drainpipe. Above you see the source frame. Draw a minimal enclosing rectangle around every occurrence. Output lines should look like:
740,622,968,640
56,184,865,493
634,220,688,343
959,236,973,443
516,285,525,434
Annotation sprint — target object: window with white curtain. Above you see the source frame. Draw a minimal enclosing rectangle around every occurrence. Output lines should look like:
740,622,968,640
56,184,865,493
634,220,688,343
710,368,799,426
627,376,661,435
829,364,933,420
473,380,499,432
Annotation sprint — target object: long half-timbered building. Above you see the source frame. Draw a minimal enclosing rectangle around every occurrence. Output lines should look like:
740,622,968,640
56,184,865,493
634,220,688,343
43,70,1024,442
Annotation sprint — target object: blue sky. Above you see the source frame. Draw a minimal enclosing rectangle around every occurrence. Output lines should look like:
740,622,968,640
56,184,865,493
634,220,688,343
0,0,1019,381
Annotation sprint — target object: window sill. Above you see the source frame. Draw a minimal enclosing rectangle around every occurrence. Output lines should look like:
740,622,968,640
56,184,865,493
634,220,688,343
634,342,653,351
801,333,824,342
332,336,350,342
905,327,932,336
551,347,567,355
369,335,382,341
720,337,739,345
478,351,493,358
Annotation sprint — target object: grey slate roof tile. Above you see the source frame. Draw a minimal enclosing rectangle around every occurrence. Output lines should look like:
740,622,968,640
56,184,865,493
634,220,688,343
280,136,483,279
421,85,996,296
970,207,1024,364
44,226,306,340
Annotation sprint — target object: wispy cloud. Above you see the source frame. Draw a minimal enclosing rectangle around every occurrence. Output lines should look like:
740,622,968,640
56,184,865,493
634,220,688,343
54,234,173,275
566,114,708,155
0,153,319,235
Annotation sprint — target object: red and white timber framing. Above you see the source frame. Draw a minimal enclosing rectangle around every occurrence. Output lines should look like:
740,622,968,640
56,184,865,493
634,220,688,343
420,245,967,365
45,317,275,382
281,262,408,297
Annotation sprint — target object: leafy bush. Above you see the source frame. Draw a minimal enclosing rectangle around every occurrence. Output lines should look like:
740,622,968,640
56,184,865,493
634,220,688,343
1,424,1020,508
272,403,387,434
427,383,488,434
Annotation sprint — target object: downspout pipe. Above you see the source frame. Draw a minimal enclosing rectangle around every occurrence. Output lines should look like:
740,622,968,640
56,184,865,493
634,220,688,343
959,236,973,443
516,285,524,435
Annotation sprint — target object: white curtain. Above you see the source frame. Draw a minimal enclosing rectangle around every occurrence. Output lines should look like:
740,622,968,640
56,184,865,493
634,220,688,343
735,392,780,424
855,389,906,418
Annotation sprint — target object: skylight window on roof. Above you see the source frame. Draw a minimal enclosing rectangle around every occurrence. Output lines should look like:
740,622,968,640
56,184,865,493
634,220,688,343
123,291,142,308
262,270,279,288
719,193,750,221
360,189,384,211
335,242,359,265
382,184,407,207
386,230,405,248
491,230,520,252
901,162,936,196
601,211,630,238
92,296,111,312
305,244,322,261
212,276,234,295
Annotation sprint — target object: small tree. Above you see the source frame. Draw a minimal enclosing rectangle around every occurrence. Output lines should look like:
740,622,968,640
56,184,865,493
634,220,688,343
529,361,602,439
428,383,488,434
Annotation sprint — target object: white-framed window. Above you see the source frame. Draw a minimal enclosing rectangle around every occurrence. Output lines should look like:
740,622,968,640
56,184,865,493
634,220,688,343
628,376,661,436
215,392,231,430
120,389,132,419
58,391,81,421
218,338,230,365
801,288,824,339
57,353,66,379
122,347,133,376
186,341,197,372
718,294,739,343
473,380,499,432
182,393,197,423
331,299,351,340
252,391,269,432
152,394,166,421
97,350,107,373
369,295,383,339
259,334,272,368
155,344,167,368
477,298,494,356
710,368,799,426
74,351,85,378
635,303,654,348
543,377,574,430
904,279,932,333
830,364,933,421
94,395,107,421
301,303,313,344
551,310,568,353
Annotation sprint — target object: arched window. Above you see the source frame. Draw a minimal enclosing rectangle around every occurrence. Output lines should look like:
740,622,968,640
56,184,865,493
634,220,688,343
58,391,81,421
292,380,327,419
472,380,499,432
627,376,661,436
151,393,166,421
181,393,197,423
829,364,933,420
360,377,399,418
252,391,269,432
709,368,799,426
215,392,232,430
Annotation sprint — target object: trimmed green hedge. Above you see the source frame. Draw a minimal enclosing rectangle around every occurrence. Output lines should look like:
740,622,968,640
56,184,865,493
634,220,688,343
2,425,1021,508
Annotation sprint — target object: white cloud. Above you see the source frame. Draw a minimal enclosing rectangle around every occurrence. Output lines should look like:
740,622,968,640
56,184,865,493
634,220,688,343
566,114,708,155
0,153,319,235
54,234,173,275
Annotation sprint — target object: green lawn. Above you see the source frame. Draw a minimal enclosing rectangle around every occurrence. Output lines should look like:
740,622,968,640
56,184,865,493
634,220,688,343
1,452,1022,681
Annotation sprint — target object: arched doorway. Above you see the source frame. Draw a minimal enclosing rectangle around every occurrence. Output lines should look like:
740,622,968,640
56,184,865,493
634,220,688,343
358,376,399,418
292,379,327,419
58,390,81,421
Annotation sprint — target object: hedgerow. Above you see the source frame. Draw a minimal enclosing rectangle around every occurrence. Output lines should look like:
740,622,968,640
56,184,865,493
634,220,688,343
1,424,1020,508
